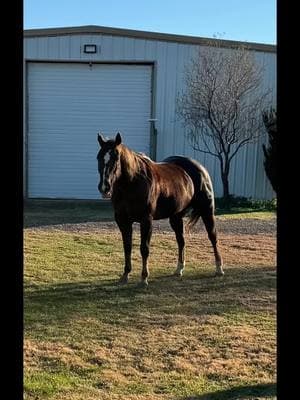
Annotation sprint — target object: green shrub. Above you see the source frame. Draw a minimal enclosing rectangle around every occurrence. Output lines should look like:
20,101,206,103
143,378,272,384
215,195,277,211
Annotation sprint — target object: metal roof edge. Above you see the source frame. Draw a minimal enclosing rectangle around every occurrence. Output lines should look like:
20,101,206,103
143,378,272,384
23,25,276,53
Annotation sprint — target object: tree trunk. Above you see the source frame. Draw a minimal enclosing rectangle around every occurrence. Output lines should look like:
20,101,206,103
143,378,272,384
221,156,231,202
221,172,230,200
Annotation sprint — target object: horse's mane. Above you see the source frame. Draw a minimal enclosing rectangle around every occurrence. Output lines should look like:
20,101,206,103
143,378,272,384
119,144,153,181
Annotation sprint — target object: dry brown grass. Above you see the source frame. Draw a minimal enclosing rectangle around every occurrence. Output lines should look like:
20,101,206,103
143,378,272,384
24,222,276,400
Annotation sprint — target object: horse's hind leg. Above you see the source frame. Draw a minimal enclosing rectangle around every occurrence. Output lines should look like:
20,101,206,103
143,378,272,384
169,215,185,277
201,213,224,276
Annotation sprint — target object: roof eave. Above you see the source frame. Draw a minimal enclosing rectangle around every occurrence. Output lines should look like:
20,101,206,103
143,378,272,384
23,25,276,53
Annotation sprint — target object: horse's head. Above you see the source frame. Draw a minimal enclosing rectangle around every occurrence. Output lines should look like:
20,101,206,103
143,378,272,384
97,132,122,199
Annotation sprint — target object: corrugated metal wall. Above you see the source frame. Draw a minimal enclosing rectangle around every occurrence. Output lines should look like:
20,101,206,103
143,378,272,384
24,33,276,199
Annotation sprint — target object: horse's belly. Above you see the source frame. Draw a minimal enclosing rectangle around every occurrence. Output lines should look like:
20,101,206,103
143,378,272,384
153,195,190,220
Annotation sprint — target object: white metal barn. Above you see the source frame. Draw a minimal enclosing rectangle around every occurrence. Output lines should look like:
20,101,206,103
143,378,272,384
23,25,276,200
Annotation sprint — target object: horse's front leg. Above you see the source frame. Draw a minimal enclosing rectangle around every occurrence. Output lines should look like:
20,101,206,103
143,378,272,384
115,213,133,284
139,216,153,287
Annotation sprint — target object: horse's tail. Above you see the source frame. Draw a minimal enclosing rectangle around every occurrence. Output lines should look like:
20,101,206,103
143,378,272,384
186,165,215,232
186,208,202,232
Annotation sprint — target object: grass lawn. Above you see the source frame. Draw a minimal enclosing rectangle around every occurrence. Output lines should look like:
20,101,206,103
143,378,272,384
24,202,276,399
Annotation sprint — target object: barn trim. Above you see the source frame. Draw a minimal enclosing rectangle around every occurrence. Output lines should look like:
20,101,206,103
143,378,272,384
24,25,276,53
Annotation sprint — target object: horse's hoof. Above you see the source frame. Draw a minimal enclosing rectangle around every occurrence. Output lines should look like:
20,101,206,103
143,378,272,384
118,276,129,285
137,280,148,289
173,271,183,279
214,270,225,277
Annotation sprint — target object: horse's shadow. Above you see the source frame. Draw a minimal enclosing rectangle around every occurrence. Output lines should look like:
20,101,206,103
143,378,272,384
24,265,275,330
180,382,276,399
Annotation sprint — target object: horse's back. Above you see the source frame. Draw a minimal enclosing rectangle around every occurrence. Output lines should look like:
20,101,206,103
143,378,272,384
163,156,215,212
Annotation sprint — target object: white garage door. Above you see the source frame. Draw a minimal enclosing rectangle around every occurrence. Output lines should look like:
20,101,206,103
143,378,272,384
27,62,152,199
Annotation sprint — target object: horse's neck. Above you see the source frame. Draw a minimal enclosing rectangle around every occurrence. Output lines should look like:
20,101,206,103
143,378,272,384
119,145,142,181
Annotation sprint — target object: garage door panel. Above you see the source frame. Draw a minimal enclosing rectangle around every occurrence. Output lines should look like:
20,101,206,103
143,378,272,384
27,62,152,199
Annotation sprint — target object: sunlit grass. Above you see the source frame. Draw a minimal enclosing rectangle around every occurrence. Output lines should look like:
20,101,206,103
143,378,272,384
24,226,276,399
217,211,276,219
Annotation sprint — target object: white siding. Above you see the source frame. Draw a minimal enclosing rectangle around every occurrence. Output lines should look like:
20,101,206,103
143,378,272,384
24,32,276,199
27,62,152,199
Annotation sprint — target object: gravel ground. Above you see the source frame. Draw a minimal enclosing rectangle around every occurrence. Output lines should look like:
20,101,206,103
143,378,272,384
29,217,276,236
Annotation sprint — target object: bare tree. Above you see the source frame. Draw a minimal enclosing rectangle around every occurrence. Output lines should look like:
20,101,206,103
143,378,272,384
176,40,272,200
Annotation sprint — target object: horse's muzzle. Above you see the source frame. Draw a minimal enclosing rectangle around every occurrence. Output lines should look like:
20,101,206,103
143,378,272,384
101,192,112,199
98,183,112,199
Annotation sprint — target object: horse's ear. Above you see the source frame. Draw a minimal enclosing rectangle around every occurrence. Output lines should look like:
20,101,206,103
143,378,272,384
115,132,122,146
98,133,106,147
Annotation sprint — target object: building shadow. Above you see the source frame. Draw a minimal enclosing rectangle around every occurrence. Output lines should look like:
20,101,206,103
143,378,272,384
24,199,114,228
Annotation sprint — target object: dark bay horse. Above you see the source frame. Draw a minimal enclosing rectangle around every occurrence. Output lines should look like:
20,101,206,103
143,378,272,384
97,132,224,287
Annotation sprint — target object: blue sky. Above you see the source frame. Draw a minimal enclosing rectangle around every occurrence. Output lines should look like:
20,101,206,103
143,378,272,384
24,0,276,44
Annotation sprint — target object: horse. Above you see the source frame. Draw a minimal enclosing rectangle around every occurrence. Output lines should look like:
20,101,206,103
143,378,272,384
97,132,224,287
